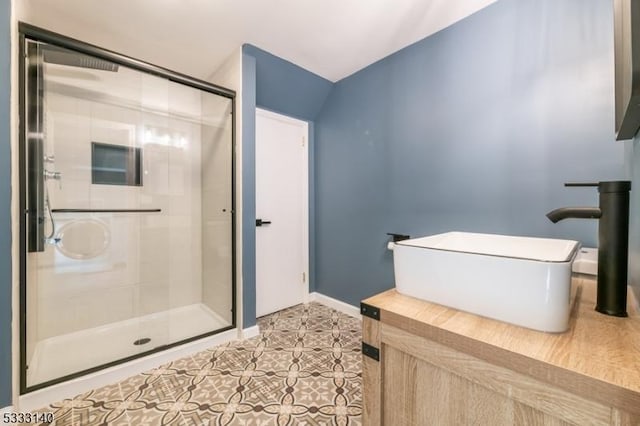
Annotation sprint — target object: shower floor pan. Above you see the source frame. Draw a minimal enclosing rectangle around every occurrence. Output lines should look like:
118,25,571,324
27,303,229,387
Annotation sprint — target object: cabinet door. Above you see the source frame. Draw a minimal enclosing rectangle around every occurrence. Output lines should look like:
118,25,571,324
382,344,572,425
363,323,614,426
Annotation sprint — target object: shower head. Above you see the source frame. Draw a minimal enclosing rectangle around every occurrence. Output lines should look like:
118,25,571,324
42,45,119,72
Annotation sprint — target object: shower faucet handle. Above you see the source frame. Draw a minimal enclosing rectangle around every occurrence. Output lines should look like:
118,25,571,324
44,170,62,180
44,170,62,190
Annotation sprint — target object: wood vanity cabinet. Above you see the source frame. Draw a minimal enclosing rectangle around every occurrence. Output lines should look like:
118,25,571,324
361,278,640,426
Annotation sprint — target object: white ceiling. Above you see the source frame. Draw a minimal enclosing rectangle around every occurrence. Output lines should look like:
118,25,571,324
16,0,498,83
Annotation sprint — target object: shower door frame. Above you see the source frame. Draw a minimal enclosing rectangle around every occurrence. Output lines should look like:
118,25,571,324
18,23,237,394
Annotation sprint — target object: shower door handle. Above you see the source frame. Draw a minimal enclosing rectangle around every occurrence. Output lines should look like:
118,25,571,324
256,219,272,227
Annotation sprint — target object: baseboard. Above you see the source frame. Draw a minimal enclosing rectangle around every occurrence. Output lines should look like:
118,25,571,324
242,325,260,339
18,328,239,412
309,292,361,319
0,405,13,414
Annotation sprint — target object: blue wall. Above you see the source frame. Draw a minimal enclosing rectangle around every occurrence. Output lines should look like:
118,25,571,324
243,45,333,121
314,0,626,306
241,45,332,326
0,0,11,408
241,52,257,328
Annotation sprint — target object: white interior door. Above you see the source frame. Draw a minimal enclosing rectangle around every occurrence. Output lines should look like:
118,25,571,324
255,108,309,317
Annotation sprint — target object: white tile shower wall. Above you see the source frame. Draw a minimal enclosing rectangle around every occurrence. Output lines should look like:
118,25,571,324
33,90,204,340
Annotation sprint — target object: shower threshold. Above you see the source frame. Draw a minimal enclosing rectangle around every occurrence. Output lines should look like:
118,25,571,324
27,303,229,387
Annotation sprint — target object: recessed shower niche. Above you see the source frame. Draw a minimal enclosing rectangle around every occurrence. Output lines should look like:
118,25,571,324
91,142,143,186
19,24,236,392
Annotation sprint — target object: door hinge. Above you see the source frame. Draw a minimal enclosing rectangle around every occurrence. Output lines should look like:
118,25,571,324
302,136,306,147
302,272,306,283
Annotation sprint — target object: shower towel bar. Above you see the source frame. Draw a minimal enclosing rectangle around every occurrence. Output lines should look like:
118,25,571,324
51,208,162,213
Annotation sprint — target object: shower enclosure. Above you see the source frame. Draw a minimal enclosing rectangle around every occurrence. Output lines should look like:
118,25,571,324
18,24,236,392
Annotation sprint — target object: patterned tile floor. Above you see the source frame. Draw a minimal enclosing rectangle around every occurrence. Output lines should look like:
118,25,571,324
31,302,362,426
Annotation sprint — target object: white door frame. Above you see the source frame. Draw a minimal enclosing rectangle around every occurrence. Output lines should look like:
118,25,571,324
255,107,310,308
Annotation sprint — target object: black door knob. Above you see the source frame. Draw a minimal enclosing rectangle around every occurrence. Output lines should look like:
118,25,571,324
256,219,272,227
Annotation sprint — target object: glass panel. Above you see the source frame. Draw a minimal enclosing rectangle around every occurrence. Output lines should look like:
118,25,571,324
23,39,234,389
24,39,43,386
133,71,171,352
198,88,234,328
163,82,234,346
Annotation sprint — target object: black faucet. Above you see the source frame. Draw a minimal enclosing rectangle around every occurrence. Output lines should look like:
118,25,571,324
546,181,631,317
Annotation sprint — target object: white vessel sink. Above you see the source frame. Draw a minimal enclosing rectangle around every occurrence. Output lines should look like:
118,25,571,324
393,232,580,332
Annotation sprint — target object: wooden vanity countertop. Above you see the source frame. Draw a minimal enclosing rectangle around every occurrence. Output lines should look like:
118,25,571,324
362,277,640,415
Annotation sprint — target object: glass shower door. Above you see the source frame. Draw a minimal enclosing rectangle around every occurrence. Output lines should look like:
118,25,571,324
21,36,235,391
